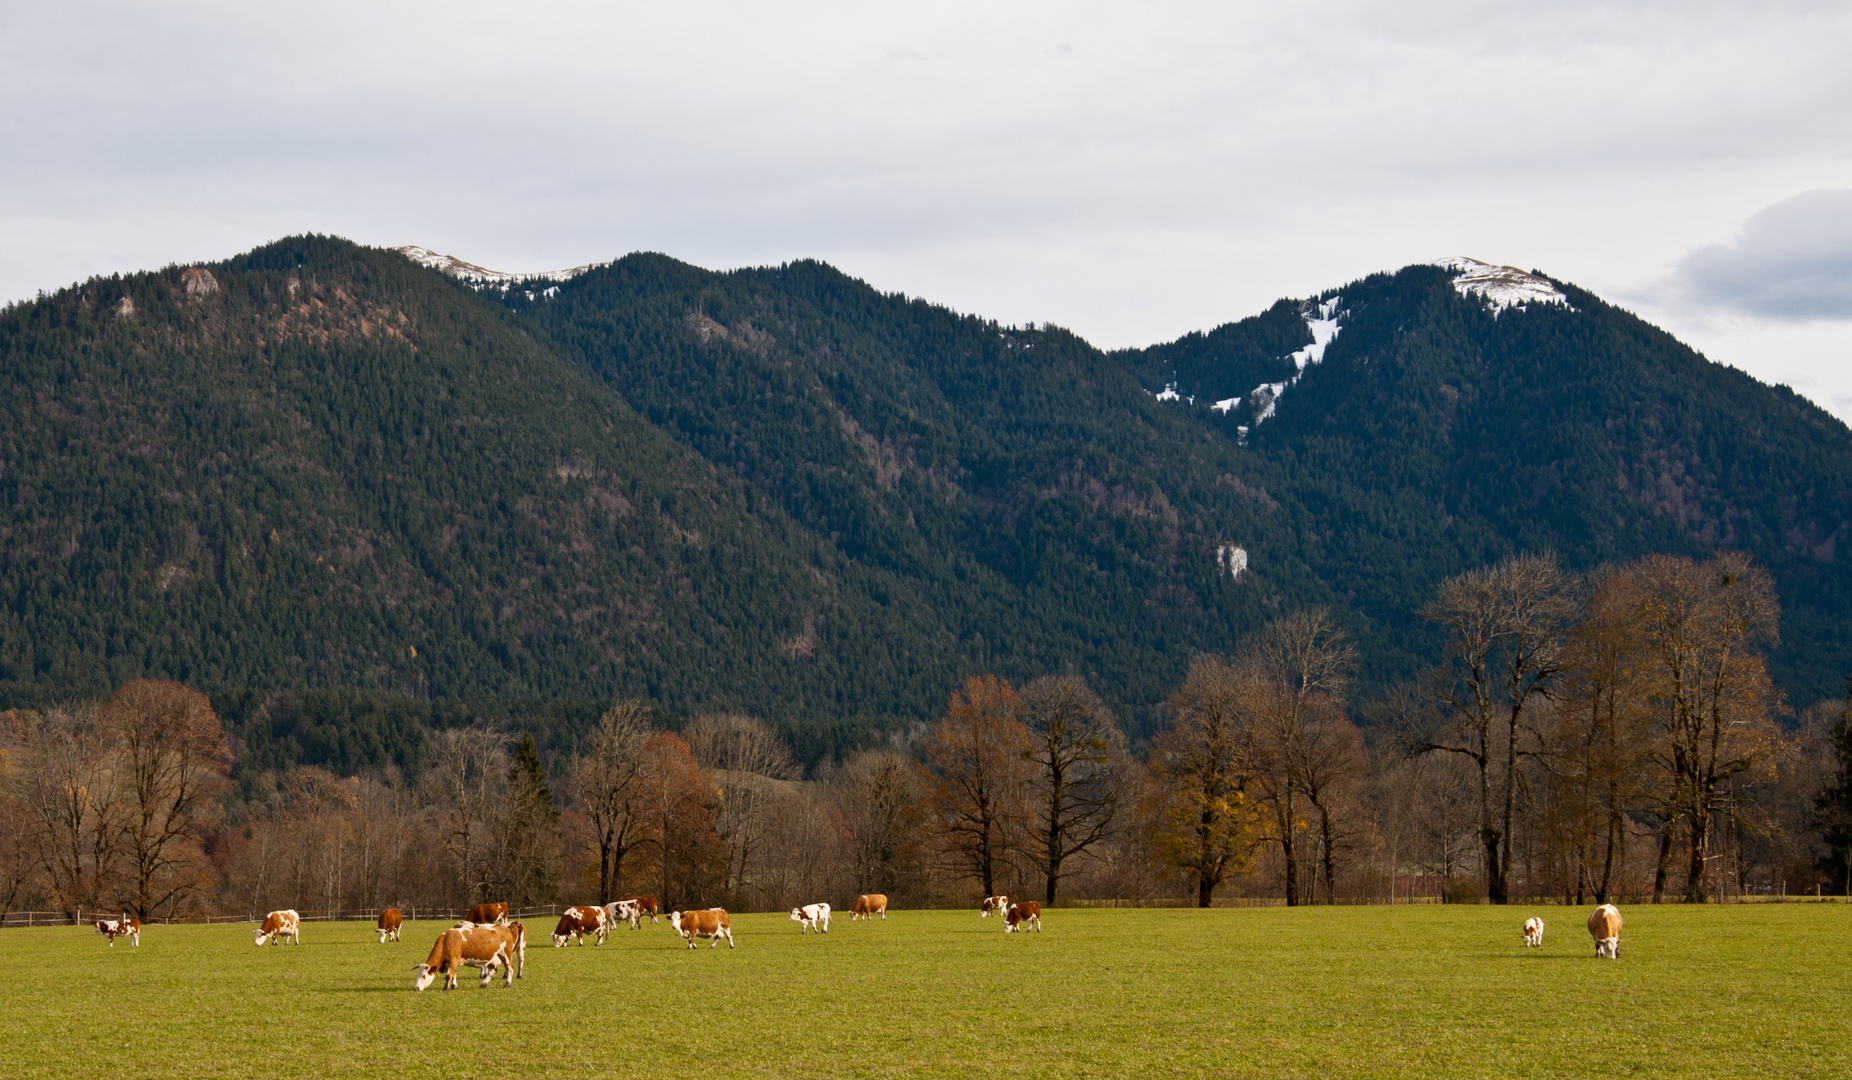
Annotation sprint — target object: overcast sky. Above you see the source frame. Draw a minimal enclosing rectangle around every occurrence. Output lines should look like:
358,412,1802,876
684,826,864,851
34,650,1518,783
6,1,1851,418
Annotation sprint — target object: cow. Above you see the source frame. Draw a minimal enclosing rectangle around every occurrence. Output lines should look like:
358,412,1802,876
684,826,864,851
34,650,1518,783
254,909,301,946
553,905,610,947
1588,904,1623,959
980,896,1009,918
1004,901,1041,933
377,908,403,944
467,902,511,926
623,896,660,925
94,914,140,947
850,894,888,921
790,903,830,933
669,908,734,949
606,899,643,930
1522,917,1544,948
413,923,526,990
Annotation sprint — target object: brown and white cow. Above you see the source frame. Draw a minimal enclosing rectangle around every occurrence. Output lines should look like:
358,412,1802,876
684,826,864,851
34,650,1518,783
413,923,526,990
377,908,404,944
467,902,511,926
980,896,1009,918
1522,916,1544,948
624,896,660,925
850,894,888,921
790,903,830,933
606,899,642,930
1004,901,1041,933
254,909,301,946
1587,904,1622,959
669,908,734,949
94,914,140,947
553,905,610,947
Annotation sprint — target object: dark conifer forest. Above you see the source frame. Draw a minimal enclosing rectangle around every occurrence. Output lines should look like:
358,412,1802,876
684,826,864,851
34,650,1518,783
1,237,1846,771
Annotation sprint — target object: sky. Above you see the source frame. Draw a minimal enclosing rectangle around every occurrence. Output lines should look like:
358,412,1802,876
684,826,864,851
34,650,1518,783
5,1,1851,418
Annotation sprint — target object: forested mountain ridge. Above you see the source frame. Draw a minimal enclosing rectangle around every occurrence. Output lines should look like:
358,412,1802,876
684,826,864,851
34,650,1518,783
0,238,974,736
1,237,1847,775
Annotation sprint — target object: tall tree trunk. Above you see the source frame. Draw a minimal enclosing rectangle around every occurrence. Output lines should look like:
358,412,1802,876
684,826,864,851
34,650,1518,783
1282,787,1300,907
1652,821,1676,903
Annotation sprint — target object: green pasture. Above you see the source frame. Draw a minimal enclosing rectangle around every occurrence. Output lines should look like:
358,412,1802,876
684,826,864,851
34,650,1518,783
4,903,1847,1078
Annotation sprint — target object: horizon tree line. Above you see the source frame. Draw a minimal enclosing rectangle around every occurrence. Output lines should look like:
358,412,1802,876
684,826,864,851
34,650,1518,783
1,551,1848,922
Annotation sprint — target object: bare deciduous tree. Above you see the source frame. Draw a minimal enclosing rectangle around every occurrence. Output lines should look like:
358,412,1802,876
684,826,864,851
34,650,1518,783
107,681,232,918
567,701,653,901
918,675,1030,898
1019,675,1125,903
829,748,920,896
11,705,125,919
1418,554,1572,903
684,713,797,900
1632,552,1782,902
1247,610,1356,906
423,726,510,904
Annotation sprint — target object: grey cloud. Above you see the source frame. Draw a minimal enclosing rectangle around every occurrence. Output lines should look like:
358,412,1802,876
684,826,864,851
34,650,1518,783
1673,189,1852,320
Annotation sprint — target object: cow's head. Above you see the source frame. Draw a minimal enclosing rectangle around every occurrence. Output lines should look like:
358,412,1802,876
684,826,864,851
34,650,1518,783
669,911,683,933
412,963,437,991
253,928,269,946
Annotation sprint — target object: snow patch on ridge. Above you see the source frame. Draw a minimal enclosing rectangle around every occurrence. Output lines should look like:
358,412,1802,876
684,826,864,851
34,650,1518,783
1433,257,1569,314
1209,296,1345,436
396,245,609,288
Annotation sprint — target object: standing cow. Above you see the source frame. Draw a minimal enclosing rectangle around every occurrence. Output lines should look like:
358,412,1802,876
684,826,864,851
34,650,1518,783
1522,917,1544,948
94,914,140,947
624,896,660,925
467,902,511,926
377,908,404,944
1004,901,1041,933
1588,904,1623,959
670,909,735,949
790,903,830,933
413,923,526,990
254,909,301,946
980,896,1009,918
553,905,611,947
850,894,888,921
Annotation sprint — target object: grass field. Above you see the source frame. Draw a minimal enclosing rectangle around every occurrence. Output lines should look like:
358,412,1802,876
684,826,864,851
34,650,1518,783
5,903,1848,1079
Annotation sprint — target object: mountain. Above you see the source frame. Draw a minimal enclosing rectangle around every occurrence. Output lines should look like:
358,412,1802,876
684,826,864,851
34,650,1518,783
0,238,1846,770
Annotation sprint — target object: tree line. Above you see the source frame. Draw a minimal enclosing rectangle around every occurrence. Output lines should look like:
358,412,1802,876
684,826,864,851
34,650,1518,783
3,552,1849,922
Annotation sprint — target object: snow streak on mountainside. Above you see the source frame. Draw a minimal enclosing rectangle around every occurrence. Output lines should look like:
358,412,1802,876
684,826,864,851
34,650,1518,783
396,245,609,286
1433,257,1569,313
1214,296,1345,424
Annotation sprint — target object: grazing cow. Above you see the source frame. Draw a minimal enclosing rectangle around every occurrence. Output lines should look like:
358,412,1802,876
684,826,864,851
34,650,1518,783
467,902,511,926
1588,904,1623,959
606,899,643,930
850,894,888,921
624,896,660,925
790,903,830,933
1004,901,1041,933
377,908,403,944
669,909,734,949
1522,917,1544,948
254,909,301,946
980,896,1009,918
413,923,526,990
552,905,611,947
94,914,140,947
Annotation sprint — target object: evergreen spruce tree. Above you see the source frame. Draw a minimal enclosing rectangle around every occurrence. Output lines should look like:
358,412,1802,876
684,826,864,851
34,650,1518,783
1816,678,1852,896
503,732,562,908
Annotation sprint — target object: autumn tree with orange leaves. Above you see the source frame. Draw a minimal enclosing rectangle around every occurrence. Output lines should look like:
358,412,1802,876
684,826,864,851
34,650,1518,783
918,675,1032,898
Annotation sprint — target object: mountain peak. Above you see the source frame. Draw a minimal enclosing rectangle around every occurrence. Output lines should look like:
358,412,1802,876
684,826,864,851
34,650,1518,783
1432,256,1569,312
395,245,608,285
